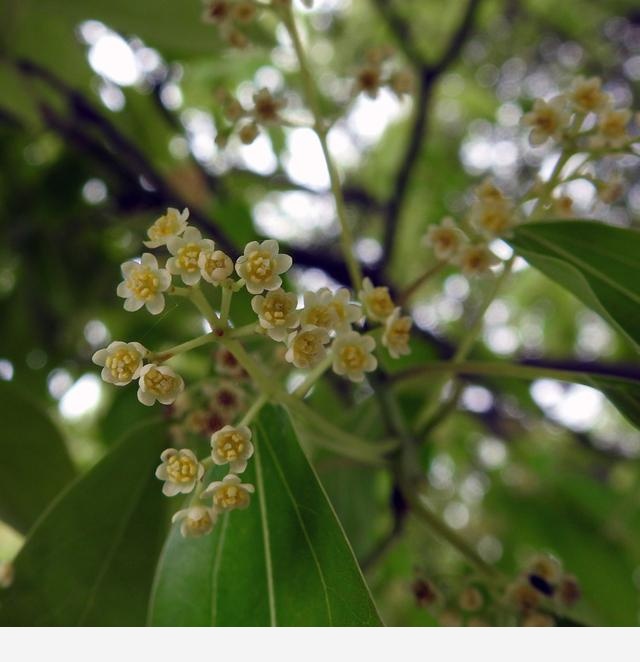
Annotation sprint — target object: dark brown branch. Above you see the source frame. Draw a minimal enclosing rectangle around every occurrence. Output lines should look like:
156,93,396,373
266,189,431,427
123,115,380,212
378,0,483,267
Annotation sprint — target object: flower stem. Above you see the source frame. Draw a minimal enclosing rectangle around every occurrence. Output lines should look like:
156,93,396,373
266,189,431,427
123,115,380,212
281,7,362,291
397,261,446,305
292,354,333,398
239,392,271,427
228,322,260,339
189,285,221,329
149,332,218,362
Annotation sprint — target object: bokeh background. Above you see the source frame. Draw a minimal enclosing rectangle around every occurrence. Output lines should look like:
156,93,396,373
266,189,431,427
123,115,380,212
1,0,640,625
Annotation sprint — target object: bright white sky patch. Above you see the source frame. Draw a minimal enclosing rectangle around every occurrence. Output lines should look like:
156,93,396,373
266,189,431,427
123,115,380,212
283,128,330,190
88,33,140,86
59,374,102,420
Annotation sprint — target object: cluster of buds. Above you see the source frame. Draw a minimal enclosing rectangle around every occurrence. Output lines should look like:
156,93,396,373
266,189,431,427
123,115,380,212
92,206,415,537
354,47,415,100
521,76,639,214
201,0,258,49
423,179,510,278
215,87,286,147
505,553,581,626
412,552,580,627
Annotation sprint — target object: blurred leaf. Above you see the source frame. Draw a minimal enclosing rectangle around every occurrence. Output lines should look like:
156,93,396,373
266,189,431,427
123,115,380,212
0,419,167,626
509,221,640,350
149,404,382,626
0,381,75,533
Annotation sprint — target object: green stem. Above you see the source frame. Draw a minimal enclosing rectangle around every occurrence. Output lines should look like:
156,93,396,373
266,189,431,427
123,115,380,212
228,322,260,339
398,261,446,305
292,354,333,398
168,285,191,297
282,8,362,290
220,286,233,327
189,285,221,329
149,332,218,362
239,392,271,427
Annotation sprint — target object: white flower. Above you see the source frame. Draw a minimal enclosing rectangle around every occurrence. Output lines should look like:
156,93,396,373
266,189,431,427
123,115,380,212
328,288,362,332
0,561,14,589
456,244,499,277
172,505,217,538
251,288,300,341
591,108,632,149
284,325,331,369
137,363,184,406
143,207,189,248
166,227,215,286
92,341,147,386
424,217,467,261
299,288,339,331
475,178,506,203
382,308,412,359
470,199,515,238
204,473,255,512
210,425,254,473
155,448,204,496
569,76,611,114
235,239,292,294
358,277,395,322
199,248,234,285
521,96,570,146
331,331,377,383
116,253,171,315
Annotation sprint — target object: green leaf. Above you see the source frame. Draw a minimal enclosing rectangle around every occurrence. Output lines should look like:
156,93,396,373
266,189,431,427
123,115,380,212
0,420,168,626
0,381,75,533
149,404,382,626
509,221,640,350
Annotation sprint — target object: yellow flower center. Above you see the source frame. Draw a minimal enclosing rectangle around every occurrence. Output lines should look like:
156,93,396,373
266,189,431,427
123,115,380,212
144,367,178,396
166,454,198,484
480,208,510,233
533,109,557,133
149,214,179,240
213,484,249,510
368,288,394,319
340,345,366,370
128,266,160,301
389,320,411,347
296,333,322,358
601,114,626,138
245,250,274,283
203,252,231,278
434,229,457,250
304,305,333,328
573,86,602,111
186,511,214,534
176,243,202,273
262,295,292,325
105,347,142,382
215,431,246,462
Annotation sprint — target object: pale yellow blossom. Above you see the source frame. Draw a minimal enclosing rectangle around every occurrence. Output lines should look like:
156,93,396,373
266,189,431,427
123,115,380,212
358,277,395,322
569,76,610,114
382,308,412,359
284,326,331,369
299,288,340,331
199,248,234,285
456,243,499,277
522,96,569,146
331,331,377,383
155,448,204,497
92,341,147,386
210,424,254,473
235,239,292,295
167,227,215,286
137,363,184,406
328,288,362,332
424,217,466,262
172,505,217,538
117,253,171,315
591,108,632,149
144,207,189,248
251,288,300,341
204,473,255,512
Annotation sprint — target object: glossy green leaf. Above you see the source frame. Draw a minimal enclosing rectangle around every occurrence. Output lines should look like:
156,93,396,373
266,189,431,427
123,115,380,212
0,381,75,533
509,221,640,350
149,404,382,626
0,419,168,626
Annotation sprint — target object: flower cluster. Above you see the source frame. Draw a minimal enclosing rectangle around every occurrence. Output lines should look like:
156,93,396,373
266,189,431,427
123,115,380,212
201,0,258,49
215,87,286,148
354,47,415,100
412,552,580,627
93,204,415,537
